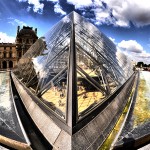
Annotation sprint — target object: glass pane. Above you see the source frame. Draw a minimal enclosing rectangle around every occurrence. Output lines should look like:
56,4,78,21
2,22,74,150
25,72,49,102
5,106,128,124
77,69,106,117
36,48,69,93
41,69,68,119
76,50,108,117
38,48,69,119
35,23,71,93
14,38,46,83
13,14,72,120
76,47,127,118
74,12,133,119
104,70,118,93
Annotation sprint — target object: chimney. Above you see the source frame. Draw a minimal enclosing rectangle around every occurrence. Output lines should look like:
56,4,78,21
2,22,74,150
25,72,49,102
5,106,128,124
35,28,37,35
17,26,20,34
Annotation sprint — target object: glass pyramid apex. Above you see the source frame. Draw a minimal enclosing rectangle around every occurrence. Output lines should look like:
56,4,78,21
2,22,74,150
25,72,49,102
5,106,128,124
13,11,133,132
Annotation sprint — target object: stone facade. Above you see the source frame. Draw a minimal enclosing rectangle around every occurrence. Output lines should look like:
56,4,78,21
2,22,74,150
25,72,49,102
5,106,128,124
0,43,17,69
0,26,38,70
16,26,38,59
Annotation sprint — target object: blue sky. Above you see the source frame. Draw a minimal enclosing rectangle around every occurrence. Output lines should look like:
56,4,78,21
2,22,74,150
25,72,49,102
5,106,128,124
0,0,150,64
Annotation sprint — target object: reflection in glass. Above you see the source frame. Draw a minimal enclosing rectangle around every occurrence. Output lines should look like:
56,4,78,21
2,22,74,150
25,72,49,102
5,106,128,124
76,46,120,116
73,12,133,117
13,14,72,119
76,51,107,116
38,50,69,119
13,11,134,121
41,69,67,119
77,70,106,115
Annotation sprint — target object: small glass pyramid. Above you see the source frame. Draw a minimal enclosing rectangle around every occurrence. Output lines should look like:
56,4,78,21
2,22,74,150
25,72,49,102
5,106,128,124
14,11,133,125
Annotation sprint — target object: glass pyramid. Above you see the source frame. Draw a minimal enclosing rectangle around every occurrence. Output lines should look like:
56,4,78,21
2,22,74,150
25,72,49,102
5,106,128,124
13,11,133,126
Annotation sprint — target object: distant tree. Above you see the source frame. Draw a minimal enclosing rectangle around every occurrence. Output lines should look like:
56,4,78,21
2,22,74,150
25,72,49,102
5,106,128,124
136,62,144,67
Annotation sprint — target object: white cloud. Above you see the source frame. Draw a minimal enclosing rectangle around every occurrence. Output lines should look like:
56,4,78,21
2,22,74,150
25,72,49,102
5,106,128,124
64,0,150,27
118,40,143,53
18,0,27,2
17,0,150,27
94,9,113,25
103,0,150,27
138,51,150,58
109,37,115,43
115,20,129,27
8,18,27,26
27,6,32,12
18,0,65,15
67,0,93,9
47,0,59,2
117,40,150,64
0,32,15,43
18,0,44,14
54,3,66,16
134,51,150,64
28,0,44,14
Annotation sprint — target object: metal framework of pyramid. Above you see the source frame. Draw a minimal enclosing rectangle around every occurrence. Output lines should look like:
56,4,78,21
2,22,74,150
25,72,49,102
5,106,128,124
13,11,133,133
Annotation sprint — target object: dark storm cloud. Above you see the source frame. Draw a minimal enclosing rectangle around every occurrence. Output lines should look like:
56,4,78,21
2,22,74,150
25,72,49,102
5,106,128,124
99,0,150,27
130,12,150,27
56,0,150,28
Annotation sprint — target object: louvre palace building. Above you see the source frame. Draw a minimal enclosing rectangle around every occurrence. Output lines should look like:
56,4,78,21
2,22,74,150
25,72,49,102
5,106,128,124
0,26,38,69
